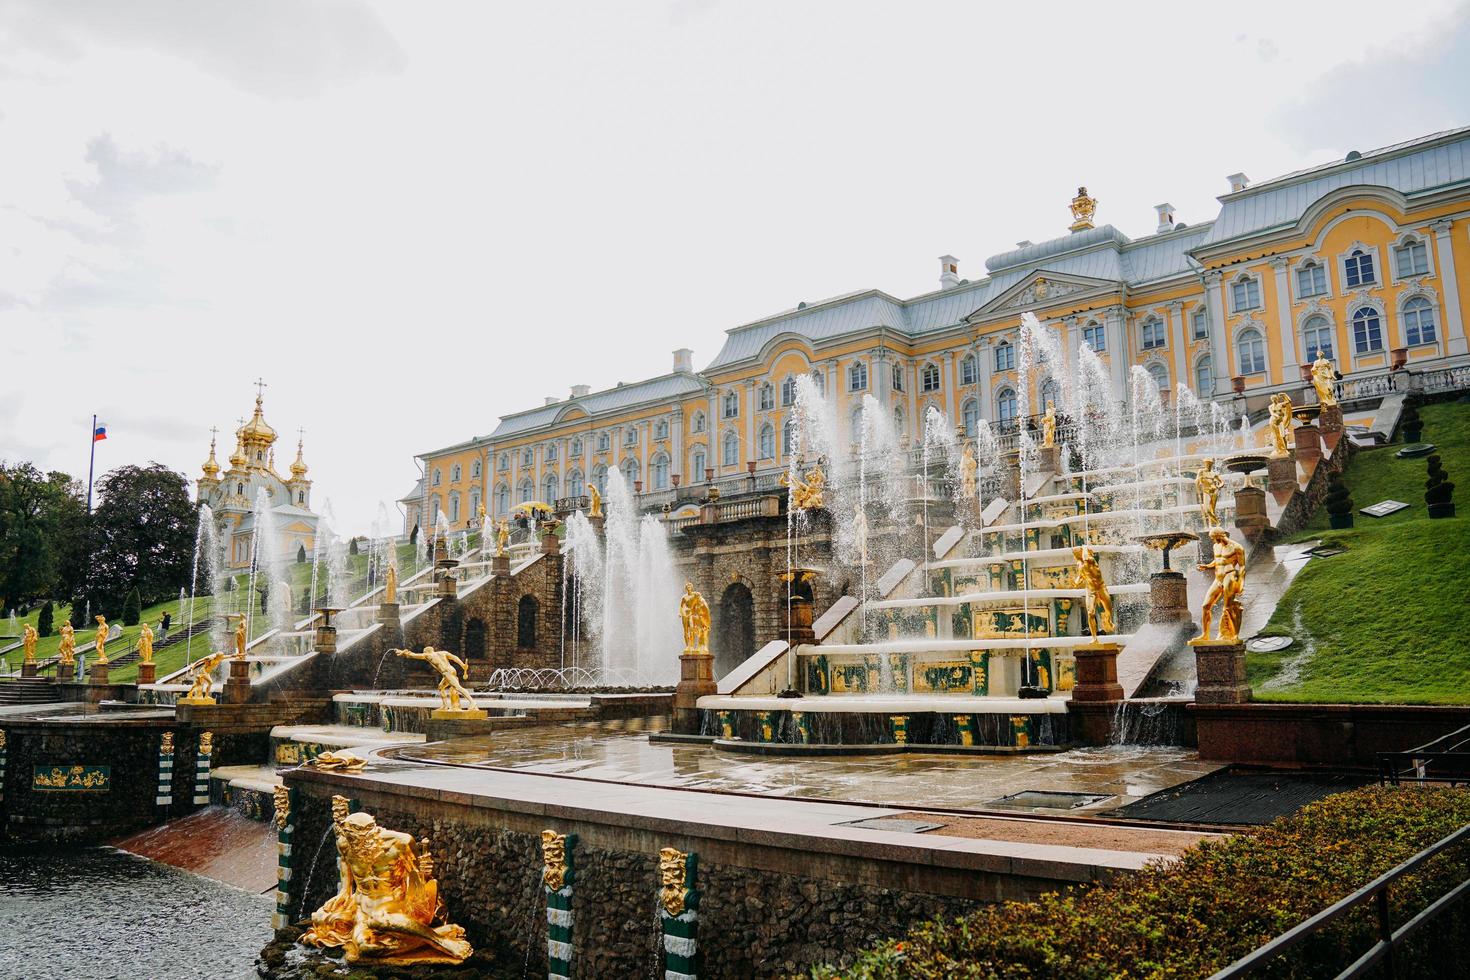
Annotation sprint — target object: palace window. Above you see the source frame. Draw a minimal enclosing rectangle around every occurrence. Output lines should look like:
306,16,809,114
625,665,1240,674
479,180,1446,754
518,479,534,503
961,398,979,437
620,458,639,486
921,363,941,392
591,464,608,494
1344,249,1376,288
494,484,509,515
849,406,864,439
994,342,1015,372
596,432,610,452
1147,362,1169,393
691,449,706,479
1236,328,1266,375
654,419,668,440
469,489,480,518
848,361,868,391
1231,275,1261,312
297,491,305,504
1352,306,1384,354
960,354,977,385
570,438,582,457
449,492,460,523
498,454,508,471
758,383,774,411
522,448,534,467
1394,239,1429,278
1082,322,1106,351
1403,297,1438,346
471,459,481,478
1195,356,1213,395
891,365,904,392
651,454,670,490
758,424,775,459
1140,317,1166,350
691,412,706,434
781,418,794,456
567,470,584,497
780,376,796,406
432,468,442,486
1192,308,1209,340
624,427,637,447
810,370,825,394
996,388,1018,424
1039,377,1058,411
1296,261,1327,298
451,463,461,482
543,474,558,501
722,391,739,419
546,444,557,462
1303,316,1335,362
722,431,739,467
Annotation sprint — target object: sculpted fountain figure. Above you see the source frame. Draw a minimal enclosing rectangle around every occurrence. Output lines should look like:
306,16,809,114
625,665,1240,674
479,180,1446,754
135,623,154,664
959,442,978,500
781,464,826,511
678,582,710,654
587,484,603,519
1041,400,1057,449
93,615,109,664
57,621,75,665
1266,392,1293,458
1070,546,1115,638
384,562,397,604
1195,458,1224,528
1311,350,1339,408
181,653,228,703
394,647,477,714
1193,528,1246,644
852,503,870,565
22,623,37,663
230,614,248,659
303,796,472,965
495,519,510,558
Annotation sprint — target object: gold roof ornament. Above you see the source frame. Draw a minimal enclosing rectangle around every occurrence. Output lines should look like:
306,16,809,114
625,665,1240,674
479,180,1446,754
290,436,309,479
237,387,278,453
202,431,221,478
1069,186,1097,232
228,433,248,469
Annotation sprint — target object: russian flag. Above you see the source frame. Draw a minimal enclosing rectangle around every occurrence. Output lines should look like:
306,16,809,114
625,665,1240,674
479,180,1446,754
93,421,107,442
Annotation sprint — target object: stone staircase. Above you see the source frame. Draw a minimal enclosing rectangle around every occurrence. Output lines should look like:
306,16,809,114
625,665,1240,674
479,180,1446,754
0,677,62,705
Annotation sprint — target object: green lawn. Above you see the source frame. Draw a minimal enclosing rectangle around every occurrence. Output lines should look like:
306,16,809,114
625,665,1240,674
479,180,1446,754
1249,399,1469,704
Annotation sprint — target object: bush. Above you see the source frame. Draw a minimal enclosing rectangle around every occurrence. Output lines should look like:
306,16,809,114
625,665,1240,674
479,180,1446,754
37,600,53,637
1400,401,1423,442
1325,474,1354,529
349,537,359,556
121,587,142,626
297,544,307,564
68,599,88,630
1425,454,1455,518
811,786,1470,979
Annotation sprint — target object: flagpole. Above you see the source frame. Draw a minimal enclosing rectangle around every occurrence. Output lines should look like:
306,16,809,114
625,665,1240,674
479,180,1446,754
86,413,98,517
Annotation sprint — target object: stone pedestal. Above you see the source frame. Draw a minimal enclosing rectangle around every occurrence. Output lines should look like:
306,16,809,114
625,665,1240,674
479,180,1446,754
437,573,458,599
1070,643,1124,703
430,706,488,720
223,657,251,705
1294,423,1322,464
541,531,561,555
1000,451,1021,501
1319,404,1344,435
55,662,75,683
137,662,156,686
1148,571,1189,624
1267,455,1297,493
781,596,816,647
1035,444,1060,474
490,555,510,577
1192,641,1251,704
376,601,400,629
1233,486,1270,538
673,649,717,734
313,625,337,654
587,514,605,535
88,661,109,685
20,661,39,678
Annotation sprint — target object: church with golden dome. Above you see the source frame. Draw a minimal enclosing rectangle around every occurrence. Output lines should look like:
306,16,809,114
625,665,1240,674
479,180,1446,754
197,387,320,570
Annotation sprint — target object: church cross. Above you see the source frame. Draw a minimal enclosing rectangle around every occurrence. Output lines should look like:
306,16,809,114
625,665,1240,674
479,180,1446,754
253,377,269,399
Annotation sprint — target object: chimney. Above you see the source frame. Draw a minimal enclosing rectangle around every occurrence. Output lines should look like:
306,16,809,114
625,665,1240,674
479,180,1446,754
1015,240,1033,249
544,396,558,406
672,348,693,373
1227,172,1250,193
938,255,960,290
570,384,591,398
1154,202,1176,233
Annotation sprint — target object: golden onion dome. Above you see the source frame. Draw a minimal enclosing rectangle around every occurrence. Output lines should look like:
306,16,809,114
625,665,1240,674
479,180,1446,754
237,394,277,448
228,435,248,468
202,436,221,478
290,439,309,479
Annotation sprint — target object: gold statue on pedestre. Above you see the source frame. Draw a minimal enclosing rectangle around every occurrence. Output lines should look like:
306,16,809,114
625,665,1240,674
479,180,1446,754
1193,528,1246,644
1041,400,1057,449
1195,458,1224,528
1311,350,1338,408
1070,545,1115,637
93,615,109,664
1266,392,1293,458
180,653,227,704
679,582,710,654
303,796,472,965
57,621,75,665
393,647,482,717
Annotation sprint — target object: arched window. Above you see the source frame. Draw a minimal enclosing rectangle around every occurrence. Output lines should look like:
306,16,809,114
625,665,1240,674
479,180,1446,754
517,595,538,649
567,469,584,497
691,411,706,434
518,478,534,503
1039,377,1058,411
542,473,558,502
1192,307,1210,340
994,342,1015,372
996,388,1018,424
654,419,668,440
1231,274,1261,311
620,457,640,486
960,354,977,385
451,463,461,482
1344,248,1376,288
848,361,868,391
921,363,941,392
1082,321,1106,351
651,453,670,489
758,424,775,459
591,464,608,494
1147,362,1169,392
810,370,825,394
758,383,774,411
722,430,739,467
691,449,707,480
781,418,794,456
850,406,864,440
494,484,509,515
431,496,441,521
1303,316,1335,362
237,482,245,495
522,448,534,467
1403,297,1438,346
1140,316,1166,350
780,376,796,406
1352,306,1384,354
469,488,481,520
297,491,305,504
1395,238,1429,278
1195,355,1213,395
433,468,442,486
722,390,739,418
893,406,905,436
471,459,481,478
961,398,979,437
570,438,583,457
1236,328,1266,375
1296,260,1327,298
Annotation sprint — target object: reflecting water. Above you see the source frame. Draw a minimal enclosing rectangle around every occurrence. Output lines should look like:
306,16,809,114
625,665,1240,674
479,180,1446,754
0,846,270,979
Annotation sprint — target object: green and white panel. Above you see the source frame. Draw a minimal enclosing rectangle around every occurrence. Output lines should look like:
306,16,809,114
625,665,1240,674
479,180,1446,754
273,790,294,930
660,851,700,980
155,736,173,807
193,734,212,805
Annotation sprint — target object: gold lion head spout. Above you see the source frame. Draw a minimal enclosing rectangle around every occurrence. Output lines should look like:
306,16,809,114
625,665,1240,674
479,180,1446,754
658,846,689,917
542,830,569,891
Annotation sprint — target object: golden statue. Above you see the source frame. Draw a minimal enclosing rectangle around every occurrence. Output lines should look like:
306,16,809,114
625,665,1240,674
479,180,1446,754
313,750,368,772
273,785,290,831
960,442,978,499
495,519,510,558
658,846,689,917
384,562,398,604
587,484,603,519
22,623,37,663
1195,457,1224,528
1266,392,1293,458
180,653,227,704
1070,546,1115,638
229,613,247,660
93,615,109,664
1069,186,1097,232
1041,400,1057,449
393,647,481,716
57,621,75,665
1193,528,1246,645
302,797,472,966
477,500,487,529
780,464,826,511
542,831,569,891
135,623,154,665
678,582,710,654
1311,349,1338,408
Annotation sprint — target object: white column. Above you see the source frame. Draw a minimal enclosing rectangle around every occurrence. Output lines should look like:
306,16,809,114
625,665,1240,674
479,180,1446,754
940,352,956,422
1167,301,1186,390
1064,316,1080,379
824,359,836,401
1270,256,1297,380
1105,305,1128,404
873,353,889,411
979,338,994,420
1431,219,1468,357
1204,272,1232,396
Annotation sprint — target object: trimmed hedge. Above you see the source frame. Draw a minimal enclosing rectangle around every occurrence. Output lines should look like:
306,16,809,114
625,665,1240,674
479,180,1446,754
809,786,1470,978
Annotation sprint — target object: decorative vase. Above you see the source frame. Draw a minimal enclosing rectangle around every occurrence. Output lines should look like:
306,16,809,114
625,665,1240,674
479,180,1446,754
1231,376,1246,394
1391,347,1408,370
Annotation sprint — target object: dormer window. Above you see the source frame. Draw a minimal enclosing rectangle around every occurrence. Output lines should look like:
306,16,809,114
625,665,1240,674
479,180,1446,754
1344,249,1376,288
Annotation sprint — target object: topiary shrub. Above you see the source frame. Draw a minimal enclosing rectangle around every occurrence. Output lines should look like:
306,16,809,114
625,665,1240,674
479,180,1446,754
121,587,141,626
1425,454,1456,519
37,601,53,638
297,544,307,564
349,536,359,556
1399,400,1423,443
1325,473,1354,529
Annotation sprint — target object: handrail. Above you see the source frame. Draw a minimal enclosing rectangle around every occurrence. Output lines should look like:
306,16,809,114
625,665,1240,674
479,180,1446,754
1378,722,1470,786
1208,823,1470,979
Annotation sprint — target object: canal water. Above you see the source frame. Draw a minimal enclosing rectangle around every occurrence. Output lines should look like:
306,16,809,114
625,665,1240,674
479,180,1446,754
0,845,271,979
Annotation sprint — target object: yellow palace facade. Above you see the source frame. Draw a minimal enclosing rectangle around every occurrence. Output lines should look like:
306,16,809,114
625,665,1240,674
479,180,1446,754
408,126,1470,533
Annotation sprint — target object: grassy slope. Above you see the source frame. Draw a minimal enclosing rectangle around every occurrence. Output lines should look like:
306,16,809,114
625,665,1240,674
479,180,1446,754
1248,399,1469,704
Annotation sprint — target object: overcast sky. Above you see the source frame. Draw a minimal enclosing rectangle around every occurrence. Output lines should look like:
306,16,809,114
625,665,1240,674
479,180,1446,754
2,1,1468,535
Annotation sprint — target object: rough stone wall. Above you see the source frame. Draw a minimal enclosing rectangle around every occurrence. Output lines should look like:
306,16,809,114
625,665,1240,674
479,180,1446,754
1273,437,1355,540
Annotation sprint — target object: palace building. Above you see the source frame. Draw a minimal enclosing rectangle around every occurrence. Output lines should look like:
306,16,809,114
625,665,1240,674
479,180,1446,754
407,126,1470,534
198,390,320,569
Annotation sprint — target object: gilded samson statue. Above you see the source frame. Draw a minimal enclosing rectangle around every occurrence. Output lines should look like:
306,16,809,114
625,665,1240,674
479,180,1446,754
1193,528,1246,644
1195,457,1224,528
1070,545,1115,638
678,582,710,654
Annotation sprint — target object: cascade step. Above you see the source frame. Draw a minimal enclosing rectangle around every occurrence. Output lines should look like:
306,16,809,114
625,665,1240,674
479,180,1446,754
0,678,63,704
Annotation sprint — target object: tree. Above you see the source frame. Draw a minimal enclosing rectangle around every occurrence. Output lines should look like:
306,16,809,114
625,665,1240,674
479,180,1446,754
0,463,86,611
1425,454,1456,519
83,464,197,618
37,600,53,638
349,536,359,556
297,543,307,564
122,587,142,626
1325,474,1354,529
